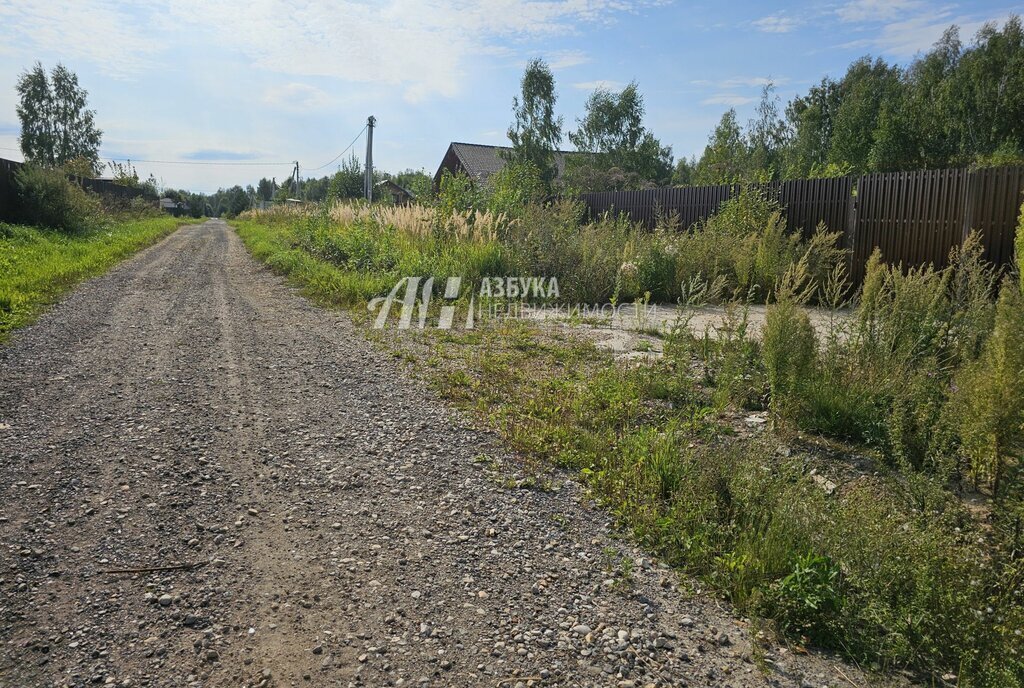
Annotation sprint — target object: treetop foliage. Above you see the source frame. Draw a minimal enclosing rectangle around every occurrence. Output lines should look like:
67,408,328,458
567,81,673,190
695,17,1024,184
16,62,102,174
503,58,565,187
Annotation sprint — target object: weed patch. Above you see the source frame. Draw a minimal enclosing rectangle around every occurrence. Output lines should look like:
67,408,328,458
0,216,194,339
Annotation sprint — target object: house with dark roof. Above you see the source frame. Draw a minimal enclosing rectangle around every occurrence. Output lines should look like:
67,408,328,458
433,142,579,188
377,179,416,205
158,197,190,217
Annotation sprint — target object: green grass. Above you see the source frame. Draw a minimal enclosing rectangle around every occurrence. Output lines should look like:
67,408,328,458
0,216,193,339
232,211,1024,687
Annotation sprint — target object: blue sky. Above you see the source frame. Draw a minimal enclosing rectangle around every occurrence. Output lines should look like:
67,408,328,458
0,0,1020,193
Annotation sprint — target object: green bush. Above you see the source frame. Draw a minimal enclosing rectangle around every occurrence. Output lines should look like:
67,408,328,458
763,552,844,646
763,299,816,417
1017,201,1024,294
435,169,480,217
486,161,545,219
664,188,845,302
952,278,1024,496
12,164,100,233
501,199,634,303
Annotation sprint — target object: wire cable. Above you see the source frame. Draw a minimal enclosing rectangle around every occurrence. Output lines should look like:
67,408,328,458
3,120,371,172
304,125,367,171
102,157,294,166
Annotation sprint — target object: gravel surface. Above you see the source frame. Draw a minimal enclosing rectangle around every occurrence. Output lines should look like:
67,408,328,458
0,220,888,688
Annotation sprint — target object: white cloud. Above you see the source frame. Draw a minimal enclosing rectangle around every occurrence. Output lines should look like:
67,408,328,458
752,15,799,33
0,1,163,78
719,76,787,88
0,1,655,99
572,80,625,91
162,0,649,101
548,50,590,70
836,0,925,23
263,83,334,112
835,2,1014,58
701,94,756,106
847,13,1004,57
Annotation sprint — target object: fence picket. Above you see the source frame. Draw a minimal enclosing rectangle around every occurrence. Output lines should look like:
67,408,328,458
580,164,1024,286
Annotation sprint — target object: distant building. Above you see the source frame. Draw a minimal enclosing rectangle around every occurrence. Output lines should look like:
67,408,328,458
377,179,416,205
158,198,190,217
433,142,579,188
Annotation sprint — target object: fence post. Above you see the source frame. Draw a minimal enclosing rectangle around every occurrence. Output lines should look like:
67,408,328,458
962,168,977,243
845,178,859,284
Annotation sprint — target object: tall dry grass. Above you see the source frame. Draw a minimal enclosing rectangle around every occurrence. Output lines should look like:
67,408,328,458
246,201,513,243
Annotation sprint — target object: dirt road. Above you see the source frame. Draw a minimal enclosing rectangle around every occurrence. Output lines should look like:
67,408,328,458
0,220,873,687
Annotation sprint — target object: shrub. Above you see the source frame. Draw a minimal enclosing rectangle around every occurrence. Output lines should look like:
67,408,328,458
500,199,633,303
951,278,1024,496
1017,201,1024,294
947,232,997,363
486,161,545,219
12,164,100,232
665,188,845,302
763,268,817,419
436,170,480,216
763,552,844,646
698,303,764,410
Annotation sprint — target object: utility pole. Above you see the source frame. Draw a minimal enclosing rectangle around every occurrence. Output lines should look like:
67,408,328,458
293,161,300,199
364,115,375,202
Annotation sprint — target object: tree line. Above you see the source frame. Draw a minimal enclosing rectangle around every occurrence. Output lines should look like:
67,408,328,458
12,15,1024,212
12,63,433,218
501,16,1024,194
681,17,1024,186
160,157,433,218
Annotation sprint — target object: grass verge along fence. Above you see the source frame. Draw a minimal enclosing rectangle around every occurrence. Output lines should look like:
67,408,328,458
0,157,157,213
582,165,1024,285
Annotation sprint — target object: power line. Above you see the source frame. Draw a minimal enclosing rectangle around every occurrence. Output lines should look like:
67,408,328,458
4,119,372,173
103,156,294,167
305,125,367,171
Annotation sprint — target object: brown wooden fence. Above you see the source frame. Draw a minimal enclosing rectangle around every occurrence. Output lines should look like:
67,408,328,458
848,166,1024,283
0,157,157,221
580,165,1024,285
581,177,854,240
0,158,21,214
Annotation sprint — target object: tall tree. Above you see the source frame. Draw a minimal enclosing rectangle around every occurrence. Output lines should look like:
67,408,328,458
693,109,747,185
672,155,696,186
16,63,102,172
568,81,673,189
504,58,563,186
828,57,902,173
746,82,788,179
691,15,1024,180
256,177,277,202
784,77,842,178
904,26,963,167
949,16,1024,160
393,169,433,199
327,154,365,201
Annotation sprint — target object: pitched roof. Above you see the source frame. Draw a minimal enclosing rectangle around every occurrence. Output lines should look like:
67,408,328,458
377,178,416,198
159,197,189,210
434,142,579,185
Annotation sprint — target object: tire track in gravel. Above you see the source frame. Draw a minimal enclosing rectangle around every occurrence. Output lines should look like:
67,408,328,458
0,220,891,688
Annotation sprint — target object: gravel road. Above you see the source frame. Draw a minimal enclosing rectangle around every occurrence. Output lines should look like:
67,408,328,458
0,220,882,688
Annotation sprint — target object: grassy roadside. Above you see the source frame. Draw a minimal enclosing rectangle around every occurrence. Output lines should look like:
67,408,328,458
232,214,1023,687
0,216,197,340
